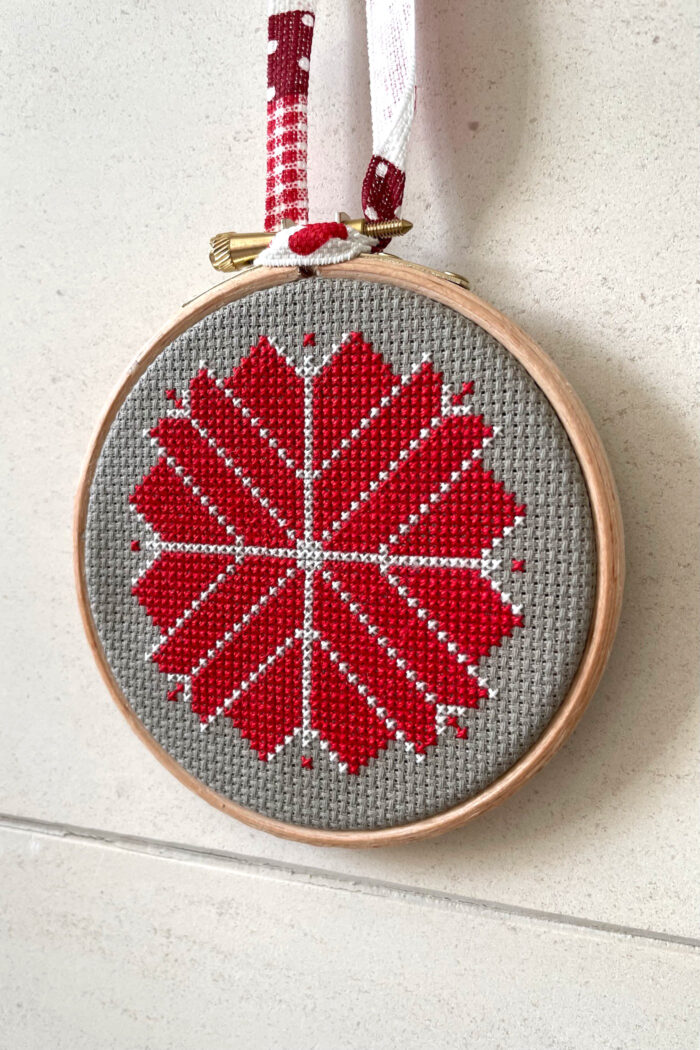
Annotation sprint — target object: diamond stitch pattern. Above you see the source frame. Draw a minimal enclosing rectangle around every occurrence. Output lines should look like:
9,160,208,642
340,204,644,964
130,332,525,773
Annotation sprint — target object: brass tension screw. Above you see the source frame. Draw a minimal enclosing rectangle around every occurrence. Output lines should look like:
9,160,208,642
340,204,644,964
209,218,413,272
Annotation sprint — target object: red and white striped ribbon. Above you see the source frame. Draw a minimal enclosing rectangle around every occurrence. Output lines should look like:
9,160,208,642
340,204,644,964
265,1,316,231
265,0,415,246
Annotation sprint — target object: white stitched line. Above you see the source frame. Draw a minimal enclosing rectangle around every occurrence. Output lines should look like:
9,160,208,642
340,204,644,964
217,545,297,559
371,552,489,570
264,726,302,763
380,437,493,553
314,737,347,772
313,355,430,478
128,503,158,538
300,361,315,747
311,340,344,378
201,628,304,730
154,446,241,542
476,514,526,614
381,570,497,703
318,637,396,729
312,725,367,773
206,368,302,478
441,381,474,417
188,415,298,544
141,541,510,578
190,565,298,678
147,560,242,660
382,538,525,613
296,548,488,570
435,702,486,737
381,568,480,670
318,636,425,763
320,568,436,704
263,724,321,764
321,414,445,541
475,501,522,561
436,703,476,719
150,542,495,573
158,542,244,556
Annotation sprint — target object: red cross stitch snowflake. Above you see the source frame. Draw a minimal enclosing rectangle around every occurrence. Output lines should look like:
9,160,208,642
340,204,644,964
130,332,525,773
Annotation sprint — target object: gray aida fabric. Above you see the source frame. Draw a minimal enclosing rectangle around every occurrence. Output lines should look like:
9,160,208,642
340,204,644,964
85,277,596,830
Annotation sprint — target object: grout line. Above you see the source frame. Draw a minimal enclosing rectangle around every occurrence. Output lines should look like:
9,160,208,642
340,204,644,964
1,812,698,950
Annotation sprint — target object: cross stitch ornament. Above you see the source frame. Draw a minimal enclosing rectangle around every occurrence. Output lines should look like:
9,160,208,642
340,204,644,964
76,0,623,845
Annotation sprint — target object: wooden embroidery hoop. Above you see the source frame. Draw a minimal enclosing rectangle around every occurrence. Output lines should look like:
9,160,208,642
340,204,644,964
75,254,624,847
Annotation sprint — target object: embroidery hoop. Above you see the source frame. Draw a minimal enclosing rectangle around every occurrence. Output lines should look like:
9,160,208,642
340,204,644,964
74,254,624,847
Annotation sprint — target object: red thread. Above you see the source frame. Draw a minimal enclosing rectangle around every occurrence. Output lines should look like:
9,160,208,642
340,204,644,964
131,335,525,772
446,715,468,739
265,11,315,229
452,380,475,406
288,222,348,255
512,559,526,572
130,539,141,552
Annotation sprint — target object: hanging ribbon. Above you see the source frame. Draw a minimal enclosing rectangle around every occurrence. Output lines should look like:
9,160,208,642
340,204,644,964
265,0,317,231
261,0,415,265
363,0,415,246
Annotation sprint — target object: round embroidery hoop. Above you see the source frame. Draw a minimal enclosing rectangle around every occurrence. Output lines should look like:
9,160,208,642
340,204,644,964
75,255,623,846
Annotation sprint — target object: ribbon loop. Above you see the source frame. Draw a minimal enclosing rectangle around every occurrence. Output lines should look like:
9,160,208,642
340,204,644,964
264,0,415,247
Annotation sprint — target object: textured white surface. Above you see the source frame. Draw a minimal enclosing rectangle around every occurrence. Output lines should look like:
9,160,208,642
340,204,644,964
1,825,698,1050
1,0,698,1044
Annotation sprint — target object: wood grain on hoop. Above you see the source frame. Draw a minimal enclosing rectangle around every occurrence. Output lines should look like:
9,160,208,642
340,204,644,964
74,256,624,847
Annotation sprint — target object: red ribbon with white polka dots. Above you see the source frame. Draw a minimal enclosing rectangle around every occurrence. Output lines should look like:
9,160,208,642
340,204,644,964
265,0,415,247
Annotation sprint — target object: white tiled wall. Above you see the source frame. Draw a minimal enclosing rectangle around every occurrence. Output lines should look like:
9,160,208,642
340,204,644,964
1,1,698,1047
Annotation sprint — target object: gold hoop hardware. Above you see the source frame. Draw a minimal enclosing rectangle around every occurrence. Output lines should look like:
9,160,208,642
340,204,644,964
209,217,413,272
